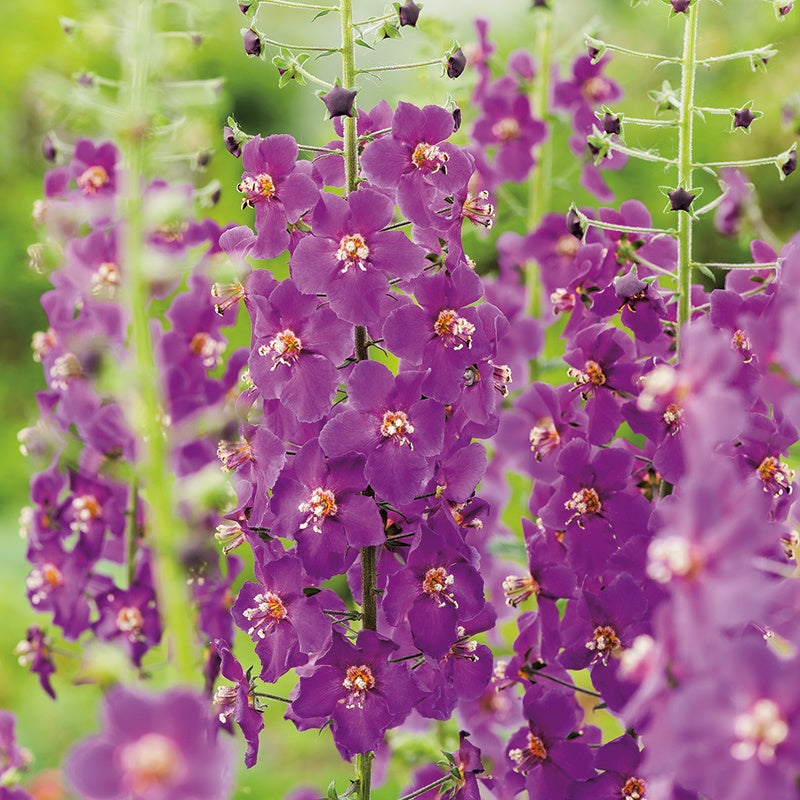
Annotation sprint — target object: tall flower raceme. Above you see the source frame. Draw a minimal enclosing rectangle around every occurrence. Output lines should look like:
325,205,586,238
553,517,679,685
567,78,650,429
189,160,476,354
13,1,800,800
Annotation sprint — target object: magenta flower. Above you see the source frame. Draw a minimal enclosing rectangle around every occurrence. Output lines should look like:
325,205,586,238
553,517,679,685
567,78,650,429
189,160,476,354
361,102,473,227
65,685,233,799
290,188,427,327
319,361,445,506
290,630,419,759
238,135,319,259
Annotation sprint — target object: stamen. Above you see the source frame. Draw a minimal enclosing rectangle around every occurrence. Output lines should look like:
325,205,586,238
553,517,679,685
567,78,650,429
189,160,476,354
380,410,415,448
585,624,622,665
567,360,606,392
342,664,376,709
242,591,288,639
190,332,226,369
621,776,647,800
298,487,338,533
217,438,253,472
757,456,795,498
491,117,521,141
422,566,457,608
116,606,144,636
91,262,120,297
77,165,110,195
661,402,684,435
434,309,475,350
502,575,539,607
49,353,83,389
461,191,495,229
335,234,370,274
411,141,449,173
259,329,302,369
238,172,276,208
731,699,788,764
509,733,548,774
564,487,602,527
529,417,561,461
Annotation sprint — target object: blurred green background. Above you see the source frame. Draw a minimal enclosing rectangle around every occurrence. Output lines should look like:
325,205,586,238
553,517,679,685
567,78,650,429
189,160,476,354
1,0,798,796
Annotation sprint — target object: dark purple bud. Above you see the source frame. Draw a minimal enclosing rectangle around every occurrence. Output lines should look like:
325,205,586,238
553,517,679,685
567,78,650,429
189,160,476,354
223,126,242,158
447,47,467,79
42,135,57,162
239,0,254,13
210,185,222,205
398,0,422,26
76,72,94,88
190,33,203,46
668,186,696,212
781,149,797,177
779,3,794,15
532,0,550,6
321,84,358,119
601,112,621,135
734,107,757,129
587,44,601,61
196,150,212,168
242,28,261,57
452,106,462,132
566,207,585,240
670,0,691,11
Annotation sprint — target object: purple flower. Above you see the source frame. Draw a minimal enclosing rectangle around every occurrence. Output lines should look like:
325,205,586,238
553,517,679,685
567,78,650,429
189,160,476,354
269,439,382,578
248,279,353,422
319,361,445,506
383,528,487,658
238,135,319,259
361,102,473,227
232,552,331,682
213,640,264,768
290,188,426,327
591,268,668,342
14,626,56,698
65,685,233,799
290,630,419,759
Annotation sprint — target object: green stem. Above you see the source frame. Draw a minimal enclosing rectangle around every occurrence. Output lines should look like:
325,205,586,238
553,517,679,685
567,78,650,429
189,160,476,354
676,1,699,357
293,64,334,88
120,0,196,680
607,140,677,166
126,480,139,587
698,154,786,169
620,116,678,128
356,58,441,73
397,777,449,800
526,2,554,320
691,260,780,270
258,34,338,52
257,0,338,10
698,45,776,65
340,2,375,797
593,40,679,63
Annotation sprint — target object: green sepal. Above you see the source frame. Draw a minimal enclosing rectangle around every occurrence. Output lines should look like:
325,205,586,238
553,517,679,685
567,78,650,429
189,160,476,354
326,780,339,800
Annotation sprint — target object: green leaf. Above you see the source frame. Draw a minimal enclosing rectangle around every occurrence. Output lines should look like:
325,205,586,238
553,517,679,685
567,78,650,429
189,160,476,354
326,780,339,800
355,36,375,49
313,8,333,19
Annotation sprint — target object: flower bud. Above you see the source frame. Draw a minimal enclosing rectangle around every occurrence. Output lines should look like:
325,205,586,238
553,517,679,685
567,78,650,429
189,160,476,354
42,135,57,163
321,84,358,119
667,186,696,212
452,107,462,132
242,28,261,57
446,47,467,79
398,0,422,26
223,126,242,158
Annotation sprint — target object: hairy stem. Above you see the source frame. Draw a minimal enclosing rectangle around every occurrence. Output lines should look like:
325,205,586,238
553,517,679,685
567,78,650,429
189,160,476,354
120,0,196,681
676,2,699,356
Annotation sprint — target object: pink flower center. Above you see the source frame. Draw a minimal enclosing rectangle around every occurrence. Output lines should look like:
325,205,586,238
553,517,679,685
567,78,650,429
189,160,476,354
298,487,338,533
731,699,788,763
238,172,276,207
116,606,144,635
621,776,647,800
757,456,795,498
190,332,226,369
568,359,607,389
529,417,561,461
585,624,621,664
91,262,120,296
259,329,303,369
217,438,253,472
242,591,288,639
732,328,753,362
77,165,110,194
411,141,449,172
342,664,376,708
119,733,179,793
32,328,57,363
50,353,83,390
509,733,548,774
336,234,370,273
434,309,475,350
565,487,602,527
422,566,457,607
491,117,521,140
662,402,683,435
461,191,495,228
502,575,540,607
555,234,580,259
582,75,611,102
380,410,415,448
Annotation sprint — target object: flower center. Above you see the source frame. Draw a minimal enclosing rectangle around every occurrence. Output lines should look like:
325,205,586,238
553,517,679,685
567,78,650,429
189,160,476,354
529,418,561,461
422,566,457,608
212,280,246,316
336,234,370,273
238,172,276,207
731,699,788,764
732,328,753,363
116,606,144,635
242,591,288,639
215,521,246,554
27,563,64,606
342,664,376,708
259,329,303,369
50,353,83,390
568,359,607,390
72,494,102,522
551,288,576,313
448,627,479,661
502,575,540,607
509,733,548,774
757,456,795,498
77,165,110,194
190,332,226,369
298,487,338,533
582,75,611,102
213,685,238,723
119,733,179,792
217,438,253,472
646,536,698,583
91,262,120,296
32,328,57,363
411,141,449,172
564,487,602,527
491,117,521,140
661,402,684,435
621,776,647,800
585,624,622,664
461,191,495,229
555,234,580,259
434,309,475,350
380,410,415,448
